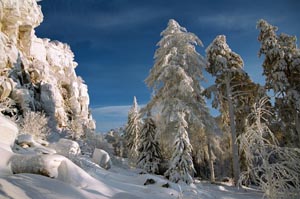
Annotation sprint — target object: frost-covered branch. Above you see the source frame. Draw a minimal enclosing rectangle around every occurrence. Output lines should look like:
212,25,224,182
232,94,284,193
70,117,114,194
238,97,300,199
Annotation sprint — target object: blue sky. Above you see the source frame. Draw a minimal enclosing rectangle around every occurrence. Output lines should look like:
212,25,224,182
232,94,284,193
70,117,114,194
35,0,300,132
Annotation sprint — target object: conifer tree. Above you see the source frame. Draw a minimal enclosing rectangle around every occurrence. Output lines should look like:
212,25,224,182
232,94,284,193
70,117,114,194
137,115,162,174
164,112,195,184
257,19,300,147
125,96,141,160
144,19,213,183
205,35,245,184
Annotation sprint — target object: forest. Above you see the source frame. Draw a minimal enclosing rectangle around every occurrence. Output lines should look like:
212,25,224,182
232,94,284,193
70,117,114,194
120,19,300,198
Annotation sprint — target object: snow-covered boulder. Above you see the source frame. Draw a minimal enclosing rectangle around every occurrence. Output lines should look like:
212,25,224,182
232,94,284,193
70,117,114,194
0,114,18,149
14,134,56,155
49,138,81,158
10,154,65,178
92,148,112,170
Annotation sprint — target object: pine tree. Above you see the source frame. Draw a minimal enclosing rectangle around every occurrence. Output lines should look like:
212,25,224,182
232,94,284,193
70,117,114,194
205,35,246,184
257,19,300,147
137,116,162,174
164,112,195,184
125,96,141,160
144,19,213,183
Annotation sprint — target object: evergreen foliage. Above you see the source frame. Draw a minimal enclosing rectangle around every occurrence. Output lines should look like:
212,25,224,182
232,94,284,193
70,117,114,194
144,19,214,184
137,116,162,174
257,19,300,147
164,112,195,184
125,96,141,160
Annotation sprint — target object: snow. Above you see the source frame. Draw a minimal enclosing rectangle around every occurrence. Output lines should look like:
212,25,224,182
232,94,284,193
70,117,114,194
0,98,263,199
92,148,112,170
0,116,263,199
0,115,18,149
49,138,81,158
0,139,263,199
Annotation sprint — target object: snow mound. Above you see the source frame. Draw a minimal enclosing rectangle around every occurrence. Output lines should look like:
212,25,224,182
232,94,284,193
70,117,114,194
0,115,18,149
49,138,80,158
92,148,112,170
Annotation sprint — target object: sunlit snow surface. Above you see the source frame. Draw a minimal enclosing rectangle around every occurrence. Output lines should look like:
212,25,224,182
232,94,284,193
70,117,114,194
0,164,262,199
0,116,262,199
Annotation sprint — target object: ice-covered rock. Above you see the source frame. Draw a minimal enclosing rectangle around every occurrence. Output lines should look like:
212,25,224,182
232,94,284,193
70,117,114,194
92,148,112,170
49,138,81,158
0,0,95,135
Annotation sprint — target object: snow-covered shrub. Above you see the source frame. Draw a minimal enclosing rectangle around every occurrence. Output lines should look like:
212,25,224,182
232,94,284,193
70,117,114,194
69,116,84,140
105,129,127,157
83,131,114,157
19,111,50,140
238,97,300,199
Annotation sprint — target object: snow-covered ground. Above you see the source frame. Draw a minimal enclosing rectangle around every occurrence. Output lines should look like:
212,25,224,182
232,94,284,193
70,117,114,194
0,165,263,199
0,115,262,199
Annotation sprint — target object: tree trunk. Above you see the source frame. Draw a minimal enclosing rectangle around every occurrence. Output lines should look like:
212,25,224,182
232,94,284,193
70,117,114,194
225,75,240,185
207,134,215,183
293,109,300,147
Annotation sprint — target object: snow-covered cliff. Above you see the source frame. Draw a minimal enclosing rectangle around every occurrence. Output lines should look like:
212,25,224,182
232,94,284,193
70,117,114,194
0,0,95,134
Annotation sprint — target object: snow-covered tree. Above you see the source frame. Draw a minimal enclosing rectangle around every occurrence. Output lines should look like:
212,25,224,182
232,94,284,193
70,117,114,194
125,96,141,160
257,19,300,147
143,19,213,183
238,97,300,199
137,115,162,174
164,112,195,184
205,35,246,184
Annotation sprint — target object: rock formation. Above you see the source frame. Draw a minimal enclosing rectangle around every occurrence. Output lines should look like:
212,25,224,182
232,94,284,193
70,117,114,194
0,0,95,135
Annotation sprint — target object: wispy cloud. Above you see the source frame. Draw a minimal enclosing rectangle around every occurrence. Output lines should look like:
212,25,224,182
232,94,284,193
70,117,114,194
92,105,131,116
90,8,167,30
198,14,259,31
198,12,290,33
91,104,145,133
44,4,168,32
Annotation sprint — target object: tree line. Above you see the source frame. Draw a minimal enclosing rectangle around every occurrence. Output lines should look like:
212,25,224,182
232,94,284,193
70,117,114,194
123,19,300,198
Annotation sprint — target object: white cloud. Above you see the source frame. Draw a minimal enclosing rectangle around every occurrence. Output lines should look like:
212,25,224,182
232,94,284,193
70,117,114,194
91,8,167,29
197,13,287,32
91,104,145,133
198,14,258,31
92,105,131,116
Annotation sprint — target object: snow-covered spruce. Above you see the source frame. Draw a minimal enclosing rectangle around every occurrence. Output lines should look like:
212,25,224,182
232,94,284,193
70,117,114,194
124,96,141,161
164,112,195,184
143,19,214,183
137,116,162,174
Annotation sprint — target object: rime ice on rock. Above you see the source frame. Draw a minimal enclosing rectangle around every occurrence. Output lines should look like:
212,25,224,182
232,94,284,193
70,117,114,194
0,0,95,134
